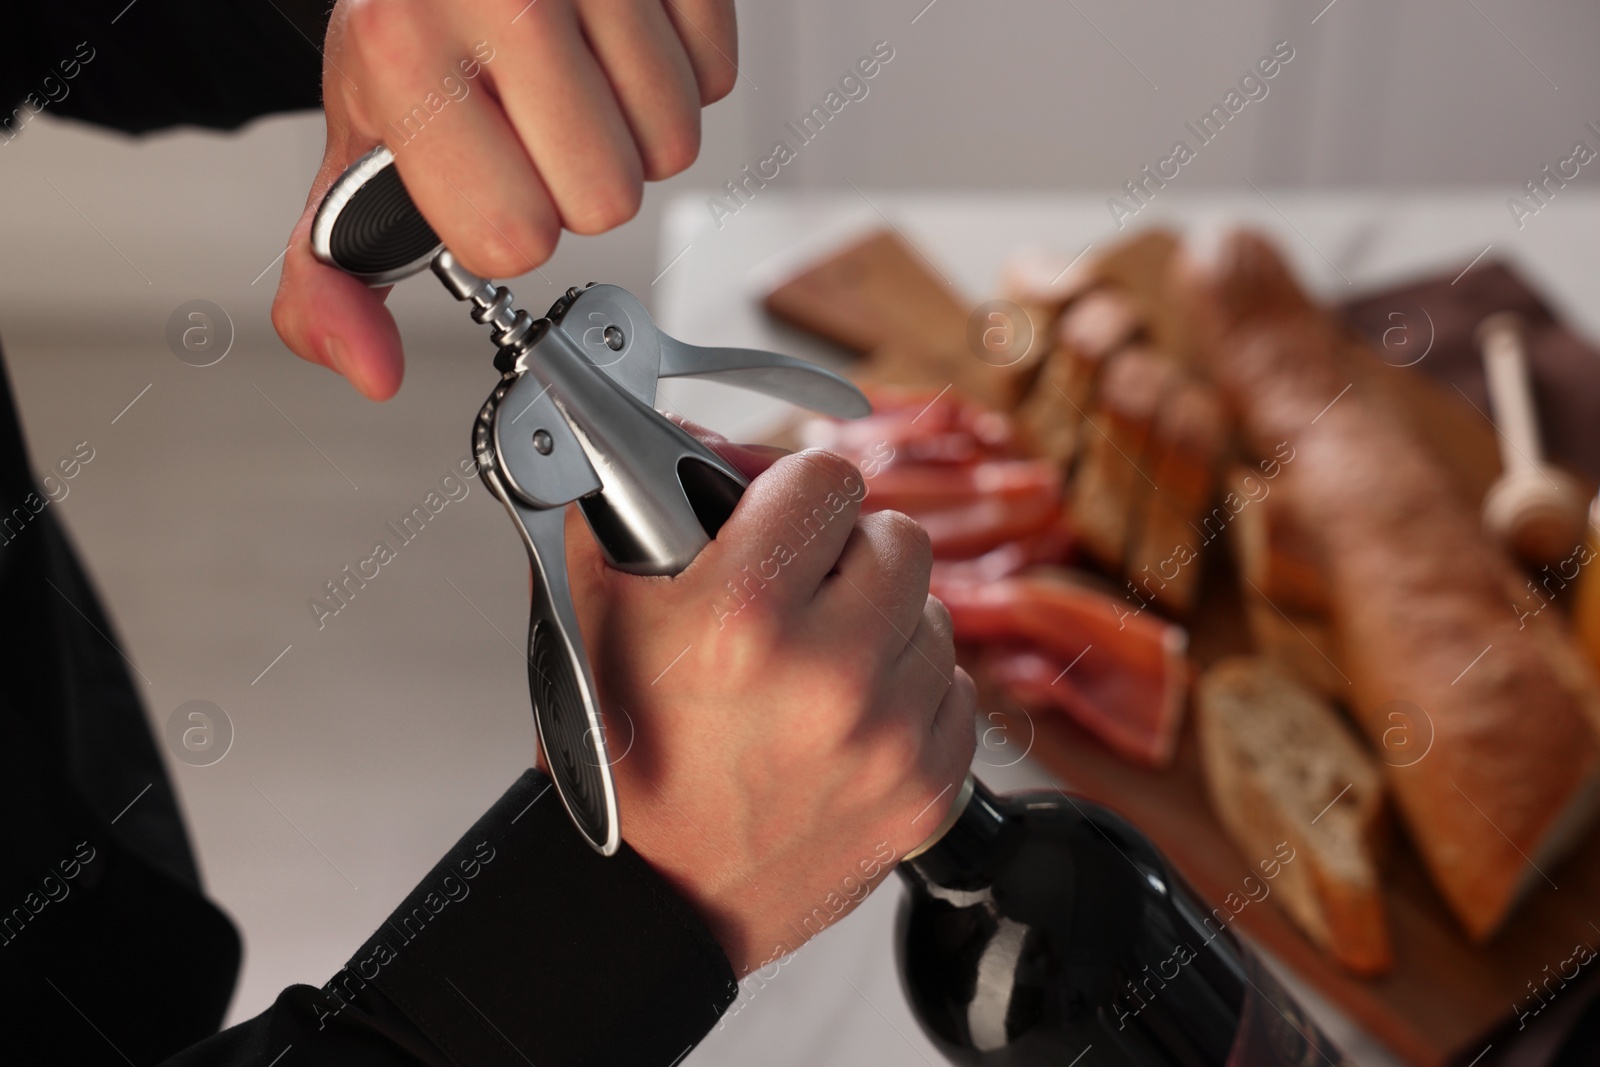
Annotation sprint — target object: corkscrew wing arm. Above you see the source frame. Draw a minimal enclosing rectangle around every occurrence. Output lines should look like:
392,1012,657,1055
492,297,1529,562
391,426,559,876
656,336,871,419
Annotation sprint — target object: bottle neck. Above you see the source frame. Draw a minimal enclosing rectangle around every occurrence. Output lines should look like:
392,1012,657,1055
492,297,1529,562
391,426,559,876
900,774,1017,888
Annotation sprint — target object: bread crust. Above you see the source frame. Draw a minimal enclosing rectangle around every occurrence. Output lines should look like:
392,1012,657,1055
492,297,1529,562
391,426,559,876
1015,287,1146,467
1069,346,1179,569
1127,379,1229,614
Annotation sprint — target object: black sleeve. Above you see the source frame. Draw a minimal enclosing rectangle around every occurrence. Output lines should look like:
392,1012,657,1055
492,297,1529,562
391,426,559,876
163,769,740,1067
1,0,331,136
0,350,737,1066
5,13,743,1062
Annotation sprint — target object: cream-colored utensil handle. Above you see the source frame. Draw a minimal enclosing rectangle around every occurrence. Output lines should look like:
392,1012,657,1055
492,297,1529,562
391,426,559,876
1478,312,1543,475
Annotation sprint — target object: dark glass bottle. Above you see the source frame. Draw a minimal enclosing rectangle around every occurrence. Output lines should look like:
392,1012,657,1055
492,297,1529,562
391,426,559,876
897,778,1344,1066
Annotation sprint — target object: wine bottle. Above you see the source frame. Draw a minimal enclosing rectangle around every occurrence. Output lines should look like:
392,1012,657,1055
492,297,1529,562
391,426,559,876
897,776,1345,1065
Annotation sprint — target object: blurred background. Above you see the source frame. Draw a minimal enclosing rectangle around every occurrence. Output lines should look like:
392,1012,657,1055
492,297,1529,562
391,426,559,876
2,0,1597,1062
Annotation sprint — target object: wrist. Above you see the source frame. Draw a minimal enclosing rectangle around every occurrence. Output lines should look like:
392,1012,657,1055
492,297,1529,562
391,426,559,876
630,842,762,975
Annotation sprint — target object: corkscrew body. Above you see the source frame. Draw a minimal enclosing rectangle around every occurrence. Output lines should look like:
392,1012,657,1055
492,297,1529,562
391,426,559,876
312,145,868,854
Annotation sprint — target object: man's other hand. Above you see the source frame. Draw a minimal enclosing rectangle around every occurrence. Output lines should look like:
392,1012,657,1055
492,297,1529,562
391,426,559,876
565,434,978,977
271,0,737,399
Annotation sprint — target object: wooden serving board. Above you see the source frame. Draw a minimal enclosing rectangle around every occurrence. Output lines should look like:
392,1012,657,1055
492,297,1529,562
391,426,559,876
1005,570,1600,1067
764,230,1600,1067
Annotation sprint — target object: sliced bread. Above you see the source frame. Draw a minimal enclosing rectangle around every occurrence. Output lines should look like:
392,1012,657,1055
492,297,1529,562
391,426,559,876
1068,345,1180,570
1197,656,1393,975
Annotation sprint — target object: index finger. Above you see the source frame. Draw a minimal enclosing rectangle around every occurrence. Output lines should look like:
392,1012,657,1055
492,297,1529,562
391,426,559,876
688,449,867,607
666,414,790,480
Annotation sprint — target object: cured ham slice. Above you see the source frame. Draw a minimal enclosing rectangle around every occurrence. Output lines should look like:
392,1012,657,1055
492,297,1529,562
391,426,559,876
801,386,1070,562
798,386,1013,465
934,575,1190,767
863,459,1060,513
864,456,1064,558
801,385,1190,766
930,515,1078,584
911,489,1062,560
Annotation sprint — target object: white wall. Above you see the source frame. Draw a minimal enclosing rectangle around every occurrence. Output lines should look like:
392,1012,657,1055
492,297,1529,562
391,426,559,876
771,0,1600,189
0,0,1593,336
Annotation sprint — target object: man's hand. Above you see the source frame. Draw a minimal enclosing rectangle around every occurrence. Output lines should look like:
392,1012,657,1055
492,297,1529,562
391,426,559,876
271,0,737,400
565,437,978,976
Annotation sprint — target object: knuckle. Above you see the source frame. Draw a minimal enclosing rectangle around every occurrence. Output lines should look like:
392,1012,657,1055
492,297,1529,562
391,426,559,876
644,114,702,180
470,214,558,277
734,592,786,642
956,699,980,744
502,0,559,29
269,296,301,353
938,680,980,767
917,632,956,688
564,174,644,234
924,594,954,642
343,0,408,67
859,512,933,596
695,13,740,105
341,0,383,39
792,449,865,501
918,609,956,672
700,62,738,105
824,636,887,712
947,708,979,768
800,679,869,754
704,584,782,652
822,641,876,702
512,210,562,261
875,509,931,558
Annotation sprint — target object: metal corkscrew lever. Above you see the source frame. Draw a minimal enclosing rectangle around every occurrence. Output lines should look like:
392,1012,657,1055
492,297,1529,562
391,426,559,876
312,145,870,855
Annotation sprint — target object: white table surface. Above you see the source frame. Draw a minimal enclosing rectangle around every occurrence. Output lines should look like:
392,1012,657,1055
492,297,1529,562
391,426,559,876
659,189,1600,1067
654,189,1600,439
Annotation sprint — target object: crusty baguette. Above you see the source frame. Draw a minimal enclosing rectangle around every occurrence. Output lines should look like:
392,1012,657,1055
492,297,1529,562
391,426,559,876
1125,377,1229,614
1197,657,1393,975
1068,346,1179,570
1175,230,1600,941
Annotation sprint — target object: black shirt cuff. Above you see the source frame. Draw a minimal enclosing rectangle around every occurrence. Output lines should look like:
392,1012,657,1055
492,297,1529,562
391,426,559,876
321,769,738,1065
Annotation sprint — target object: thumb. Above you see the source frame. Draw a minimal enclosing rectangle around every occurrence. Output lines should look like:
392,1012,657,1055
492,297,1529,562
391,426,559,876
271,136,407,401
